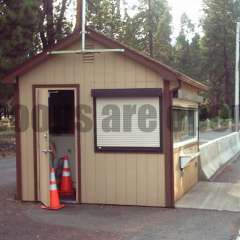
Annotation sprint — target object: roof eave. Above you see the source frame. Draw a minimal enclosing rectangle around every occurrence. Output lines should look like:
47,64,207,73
177,74,208,92
1,28,208,92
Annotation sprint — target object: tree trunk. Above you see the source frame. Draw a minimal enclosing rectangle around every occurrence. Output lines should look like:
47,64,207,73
42,0,55,46
56,0,68,38
40,31,48,49
209,72,223,117
38,7,48,49
75,0,82,31
223,44,230,106
148,0,154,57
149,31,154,57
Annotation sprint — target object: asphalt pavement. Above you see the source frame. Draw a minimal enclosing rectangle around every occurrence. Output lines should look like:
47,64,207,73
1,158,240,240
0,158,16,186
199,129,233,144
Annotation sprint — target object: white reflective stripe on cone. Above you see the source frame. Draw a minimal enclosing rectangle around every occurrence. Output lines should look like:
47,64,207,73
62,171,70,177
63,160,69,168
50,184,58,191
51,172,56,180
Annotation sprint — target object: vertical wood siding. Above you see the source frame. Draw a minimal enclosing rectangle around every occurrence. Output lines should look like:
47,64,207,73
19,41,166,206
173,143,199,201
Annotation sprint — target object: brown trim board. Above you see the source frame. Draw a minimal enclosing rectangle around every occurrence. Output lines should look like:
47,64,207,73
76,85,81,203
32,84,81,203
163,80,174,208
15,77,22,200
91,88,162,98
32,85,38,200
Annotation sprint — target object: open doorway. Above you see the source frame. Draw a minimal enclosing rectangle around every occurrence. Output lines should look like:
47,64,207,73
48,90,76,203
35,86,80,207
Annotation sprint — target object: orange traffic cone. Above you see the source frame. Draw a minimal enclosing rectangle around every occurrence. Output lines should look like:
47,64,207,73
41,167,64,210
59,155,74,196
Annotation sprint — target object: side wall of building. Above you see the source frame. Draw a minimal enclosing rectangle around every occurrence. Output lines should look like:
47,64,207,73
172,98,199,201
18,41,167,206
173,143,199,201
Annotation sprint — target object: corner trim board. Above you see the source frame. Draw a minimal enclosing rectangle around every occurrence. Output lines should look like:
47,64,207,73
32,85,38,200
163,80,174,208
15,77,22,200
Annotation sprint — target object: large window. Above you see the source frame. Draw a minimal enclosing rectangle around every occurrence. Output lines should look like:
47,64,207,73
92,89,162,152
173,108,198,145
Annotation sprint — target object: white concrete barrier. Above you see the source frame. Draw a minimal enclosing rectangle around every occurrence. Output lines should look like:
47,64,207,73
199,132,240,180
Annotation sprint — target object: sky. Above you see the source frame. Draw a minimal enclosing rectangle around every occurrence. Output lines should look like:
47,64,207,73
127,0,203,39
168,0,203,38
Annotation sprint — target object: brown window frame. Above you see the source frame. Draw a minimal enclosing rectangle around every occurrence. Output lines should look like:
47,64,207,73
91,88,163,153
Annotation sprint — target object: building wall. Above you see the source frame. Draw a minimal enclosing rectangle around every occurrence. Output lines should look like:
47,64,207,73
19,41,166,206
173,143,199,201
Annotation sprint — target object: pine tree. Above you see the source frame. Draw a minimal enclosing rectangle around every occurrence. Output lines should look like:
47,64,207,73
0,0,40,74
39,0,73,49
0,0,73,71
202,0,240,115
174,14,193,76
173,13,205,79
133,0,173,64
0,0,41,109
189,33,204,81
120,1,142,48
75,0,82,31
0,0,73,107
154,3,173,64
88,0,123,39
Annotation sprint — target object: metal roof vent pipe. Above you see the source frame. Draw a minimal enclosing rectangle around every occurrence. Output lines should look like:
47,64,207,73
48,0,125,55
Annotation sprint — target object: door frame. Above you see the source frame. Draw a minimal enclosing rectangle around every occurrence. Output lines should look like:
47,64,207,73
32,84,81,203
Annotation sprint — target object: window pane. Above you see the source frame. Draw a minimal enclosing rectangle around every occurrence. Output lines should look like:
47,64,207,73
173,109,197,143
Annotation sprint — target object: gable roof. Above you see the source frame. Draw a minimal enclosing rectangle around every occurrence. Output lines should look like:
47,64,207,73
1,28,208,91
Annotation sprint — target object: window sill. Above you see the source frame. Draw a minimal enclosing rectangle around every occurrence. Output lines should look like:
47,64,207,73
95,146,163,153
173,138,198,149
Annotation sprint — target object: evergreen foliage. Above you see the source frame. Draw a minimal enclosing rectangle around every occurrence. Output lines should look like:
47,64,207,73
202,0,240,116
1,0,240,119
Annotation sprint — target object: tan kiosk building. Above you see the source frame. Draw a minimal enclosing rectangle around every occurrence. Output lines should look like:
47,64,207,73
2,29,207,208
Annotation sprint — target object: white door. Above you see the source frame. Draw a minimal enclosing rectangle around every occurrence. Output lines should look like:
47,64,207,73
36,88,50,206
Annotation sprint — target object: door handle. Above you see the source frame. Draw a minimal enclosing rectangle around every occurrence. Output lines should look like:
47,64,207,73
42,149,53,154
